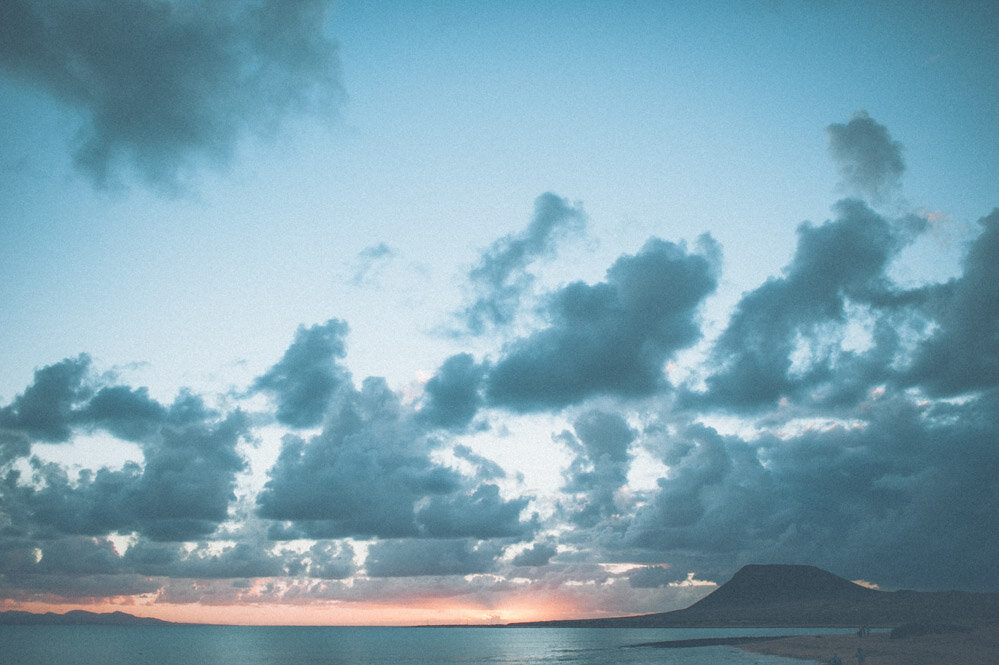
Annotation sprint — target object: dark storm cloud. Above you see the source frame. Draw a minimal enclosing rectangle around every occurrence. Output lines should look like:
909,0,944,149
0,0,340,189
252,319,351,428
511,541,557,567
417,353,487,430
560,410,636,527
485,236,719,411
827,111,905,204
256,377,533,540
623,391,999,592
905,209,999,395
699,199,926,411
460,192,586,334
364,538,502,577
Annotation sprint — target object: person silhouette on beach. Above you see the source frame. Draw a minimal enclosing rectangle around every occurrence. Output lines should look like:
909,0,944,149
855,647,866,664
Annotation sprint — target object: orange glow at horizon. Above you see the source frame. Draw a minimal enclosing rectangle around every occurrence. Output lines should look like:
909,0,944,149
3,593,589,627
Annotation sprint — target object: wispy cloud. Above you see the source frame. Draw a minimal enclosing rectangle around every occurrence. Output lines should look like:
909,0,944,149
458,192,586,335
827,111,905,205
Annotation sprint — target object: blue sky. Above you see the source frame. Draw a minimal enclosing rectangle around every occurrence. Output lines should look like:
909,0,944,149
0,1,997,624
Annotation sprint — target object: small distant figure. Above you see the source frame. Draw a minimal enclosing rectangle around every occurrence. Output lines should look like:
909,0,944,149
855,647,866,664
828,654,843,665
857,624,870,638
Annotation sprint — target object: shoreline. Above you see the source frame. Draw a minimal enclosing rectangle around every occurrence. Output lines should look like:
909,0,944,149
736,623,999,665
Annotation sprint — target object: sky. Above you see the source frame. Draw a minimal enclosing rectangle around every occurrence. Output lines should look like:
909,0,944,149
0,0,997,626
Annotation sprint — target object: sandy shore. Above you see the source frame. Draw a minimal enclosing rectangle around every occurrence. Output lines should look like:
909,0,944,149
738,623,999,665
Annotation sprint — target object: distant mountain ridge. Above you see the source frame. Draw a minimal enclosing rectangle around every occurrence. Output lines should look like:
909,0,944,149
511,564,999,628
687,564,875,609
0,610,174,626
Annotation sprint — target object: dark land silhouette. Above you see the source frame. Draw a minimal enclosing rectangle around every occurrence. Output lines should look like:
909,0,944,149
0,609,173,626
510,564,999,628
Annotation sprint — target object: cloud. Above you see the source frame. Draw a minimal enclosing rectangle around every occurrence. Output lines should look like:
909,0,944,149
511,541,557,567
417,353,487,430
452,444,506,481
303,541,356,580
905,209,999,395
698,199,926,411
628,564,686,588
76,385,169,441
0,0,340,190
350,243,395,286
0,534,357,603
256,376,532,541
256,377,459,539
3,110,998,609
252,319,351,428
485,236,719,411
559,410,636,527
364,539,503,577
827,111,905,204
416,484,536,539
622,391,999,591
0,354,91,442
0,359,253,543
4,403,249,542
460,192,586,334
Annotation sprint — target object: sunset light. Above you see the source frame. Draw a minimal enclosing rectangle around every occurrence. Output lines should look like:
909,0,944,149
1,0,996,643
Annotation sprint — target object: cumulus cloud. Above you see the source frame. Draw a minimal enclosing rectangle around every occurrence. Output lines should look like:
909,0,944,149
460,192,586,334
3,404,249,542
252,319,351,428
905,209,999,395
622,391,999,591
256,376,533,541
0,0,341,189
416,484,536,539
416,353,487,431
0,354,91,442
827,111,905,204
698,199,926,411
486,236,719,411
559,410,636,527
0,357,257,541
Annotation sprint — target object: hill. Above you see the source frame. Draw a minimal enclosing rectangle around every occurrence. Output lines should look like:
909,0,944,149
511,564,999,628
0,610,174,626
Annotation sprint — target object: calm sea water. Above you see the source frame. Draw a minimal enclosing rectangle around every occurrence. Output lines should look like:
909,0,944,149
0,625,846,664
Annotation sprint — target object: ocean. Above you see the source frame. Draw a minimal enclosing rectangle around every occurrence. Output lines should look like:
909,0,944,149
0,625,855,664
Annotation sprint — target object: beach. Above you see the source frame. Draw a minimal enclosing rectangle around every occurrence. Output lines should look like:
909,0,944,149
738,623,999,665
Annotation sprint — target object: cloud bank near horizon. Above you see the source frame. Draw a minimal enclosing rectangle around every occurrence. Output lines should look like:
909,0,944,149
0,114,997,617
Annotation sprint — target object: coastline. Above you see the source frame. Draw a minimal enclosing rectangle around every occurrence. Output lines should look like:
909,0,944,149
736,623,999,665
